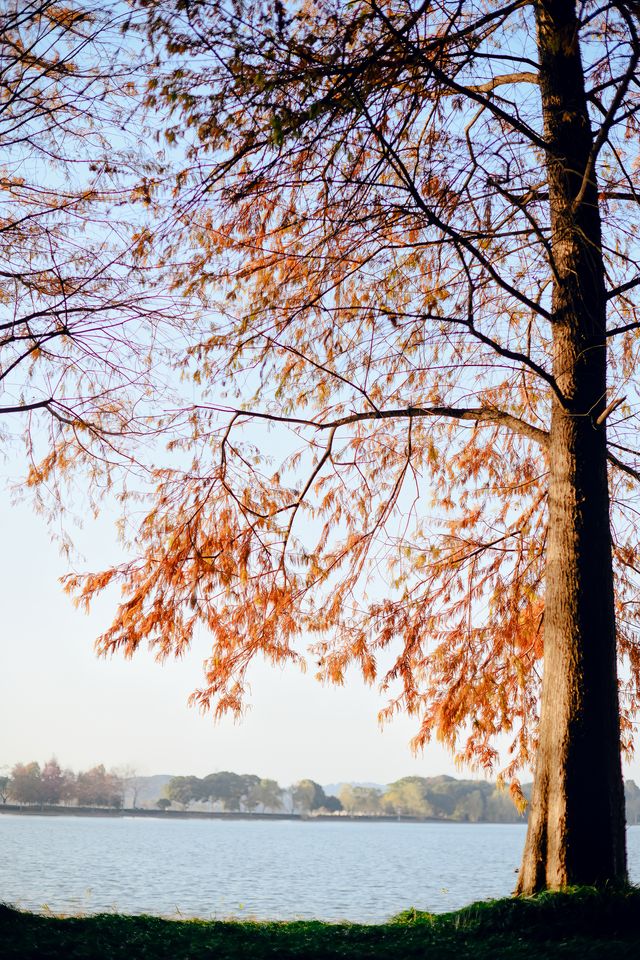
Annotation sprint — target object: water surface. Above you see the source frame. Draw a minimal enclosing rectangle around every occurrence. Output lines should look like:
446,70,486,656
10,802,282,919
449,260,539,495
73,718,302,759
2,815,639,922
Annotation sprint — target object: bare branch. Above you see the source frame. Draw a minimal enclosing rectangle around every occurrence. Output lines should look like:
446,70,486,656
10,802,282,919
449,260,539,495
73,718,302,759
0,398,52,415
196,403,550,448
608,450,640,483
606,276,640,306
465,72,539,95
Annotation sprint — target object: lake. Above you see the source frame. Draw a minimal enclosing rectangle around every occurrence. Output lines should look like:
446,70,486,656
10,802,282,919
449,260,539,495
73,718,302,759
2,815,639,922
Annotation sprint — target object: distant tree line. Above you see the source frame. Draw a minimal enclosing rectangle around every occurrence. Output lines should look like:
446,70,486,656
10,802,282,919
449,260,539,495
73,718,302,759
3,763,640,824
164,774,640,823
338,777,526,822
1,760,123,808
163,774,341,814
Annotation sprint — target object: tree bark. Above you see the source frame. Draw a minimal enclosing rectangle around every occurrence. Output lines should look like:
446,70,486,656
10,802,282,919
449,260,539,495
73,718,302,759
517,0,627,893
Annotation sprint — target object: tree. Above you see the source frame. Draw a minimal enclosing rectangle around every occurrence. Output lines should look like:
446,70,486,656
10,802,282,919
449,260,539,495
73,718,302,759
292,780,321,814
456,789,486,824
164,775,203,810
74,764,122,807
201,771,250,811
291,779,341,814
119,766,144,808
73,0,640,891
0,1,173,515
339,785,382,815
156,797,171,811
40,758,71,805
338,785,358,815
383,777,434,818
249,778,285,813
8,762,42,804
239,774,262,811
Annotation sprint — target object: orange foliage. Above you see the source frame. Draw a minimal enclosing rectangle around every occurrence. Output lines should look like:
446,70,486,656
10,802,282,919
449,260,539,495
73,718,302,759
67,0,640,784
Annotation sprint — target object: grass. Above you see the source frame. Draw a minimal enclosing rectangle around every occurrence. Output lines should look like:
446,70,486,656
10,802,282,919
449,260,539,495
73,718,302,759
2,886,640,959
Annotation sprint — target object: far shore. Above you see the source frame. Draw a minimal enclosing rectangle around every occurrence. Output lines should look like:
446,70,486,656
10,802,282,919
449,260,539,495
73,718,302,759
0,803,508,824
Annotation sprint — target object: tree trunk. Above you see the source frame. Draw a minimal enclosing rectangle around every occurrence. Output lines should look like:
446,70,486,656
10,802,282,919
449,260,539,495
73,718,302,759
517,0,627,893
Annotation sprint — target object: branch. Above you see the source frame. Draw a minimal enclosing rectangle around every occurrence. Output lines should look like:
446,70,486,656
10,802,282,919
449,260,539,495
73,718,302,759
464,71,539,95
354,94,553,323
573,14,640,211
370,1,546,150
607,321,640,338
608,450,640,483
450,530,523,565
281,426,337,556
596,396,625,425
196,403,550,448
601,191,640,202
606,276,640,306
437,312,562,402
0,398,52,415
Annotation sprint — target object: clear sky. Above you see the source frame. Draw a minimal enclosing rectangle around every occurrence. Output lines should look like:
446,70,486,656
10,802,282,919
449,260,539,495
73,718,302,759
3,462,640,788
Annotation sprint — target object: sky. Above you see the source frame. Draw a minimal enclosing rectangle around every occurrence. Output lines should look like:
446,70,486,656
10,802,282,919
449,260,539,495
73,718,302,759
3,459,640,789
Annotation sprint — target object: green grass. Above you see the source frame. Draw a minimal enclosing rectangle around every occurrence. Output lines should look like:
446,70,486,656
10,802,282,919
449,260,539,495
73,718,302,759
2,886,640,959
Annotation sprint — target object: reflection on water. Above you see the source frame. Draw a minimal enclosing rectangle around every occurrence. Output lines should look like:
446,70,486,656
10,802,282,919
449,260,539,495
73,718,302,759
1,815,639,922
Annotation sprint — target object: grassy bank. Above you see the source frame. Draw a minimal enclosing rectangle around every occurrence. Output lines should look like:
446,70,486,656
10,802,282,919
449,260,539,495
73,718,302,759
2,887,640,959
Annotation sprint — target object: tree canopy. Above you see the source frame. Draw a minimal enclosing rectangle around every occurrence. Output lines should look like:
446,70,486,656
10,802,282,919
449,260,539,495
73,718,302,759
27,0,640,891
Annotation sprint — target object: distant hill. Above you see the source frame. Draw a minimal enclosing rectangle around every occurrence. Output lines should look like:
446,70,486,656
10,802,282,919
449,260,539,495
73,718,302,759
323,782,384,797
123,775,173,808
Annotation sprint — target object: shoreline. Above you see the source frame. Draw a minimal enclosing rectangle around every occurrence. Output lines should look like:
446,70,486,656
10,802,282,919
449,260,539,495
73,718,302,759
0,803,523,824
